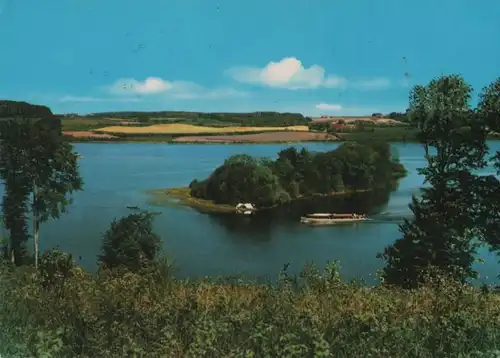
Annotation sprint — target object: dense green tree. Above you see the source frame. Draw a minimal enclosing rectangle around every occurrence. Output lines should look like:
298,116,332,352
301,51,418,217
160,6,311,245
378,75,491,288
29,119,83,269
386,111,409,122
39,248,76,292
98,212,161,271
0,100,53,119
191,155,285,206
0,102,83,268
475,78,500,252
223,154,258,166
308,122,330,132
190,142,406,207
334,143,377,189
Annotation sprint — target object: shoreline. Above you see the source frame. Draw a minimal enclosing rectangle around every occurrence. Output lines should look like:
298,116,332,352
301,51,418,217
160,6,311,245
67,139,423,145
69,139,343,145
147,187,375,213
64,133,500,145
64,130,343,145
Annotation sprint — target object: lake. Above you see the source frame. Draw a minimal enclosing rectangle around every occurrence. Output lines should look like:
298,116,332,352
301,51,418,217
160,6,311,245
3,141,500,286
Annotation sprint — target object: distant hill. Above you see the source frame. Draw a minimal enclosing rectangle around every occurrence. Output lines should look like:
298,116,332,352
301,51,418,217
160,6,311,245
74,110,313,127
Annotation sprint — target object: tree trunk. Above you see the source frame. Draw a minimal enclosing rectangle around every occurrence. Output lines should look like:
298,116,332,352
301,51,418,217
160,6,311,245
32,180,39,269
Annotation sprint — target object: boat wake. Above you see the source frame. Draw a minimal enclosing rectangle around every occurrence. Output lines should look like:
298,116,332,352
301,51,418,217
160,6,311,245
366,212,414,224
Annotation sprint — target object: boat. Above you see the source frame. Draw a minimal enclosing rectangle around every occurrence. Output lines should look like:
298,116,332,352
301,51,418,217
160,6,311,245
235,203,256,215
300,213,368,225
126,205,140,210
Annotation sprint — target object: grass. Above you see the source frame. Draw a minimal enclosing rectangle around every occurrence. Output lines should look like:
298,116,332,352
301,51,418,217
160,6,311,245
147,187,236,213
2,260,500,357
93,123,310,135
337,126,420,142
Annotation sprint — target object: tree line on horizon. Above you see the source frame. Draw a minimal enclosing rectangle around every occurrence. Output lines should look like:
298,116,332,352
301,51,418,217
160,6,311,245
84,110,313,127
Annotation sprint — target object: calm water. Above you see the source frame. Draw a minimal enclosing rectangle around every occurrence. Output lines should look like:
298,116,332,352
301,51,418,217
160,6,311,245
3,141,500,285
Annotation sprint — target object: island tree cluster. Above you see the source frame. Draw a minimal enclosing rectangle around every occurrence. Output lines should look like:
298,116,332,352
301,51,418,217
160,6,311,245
189,142,407,207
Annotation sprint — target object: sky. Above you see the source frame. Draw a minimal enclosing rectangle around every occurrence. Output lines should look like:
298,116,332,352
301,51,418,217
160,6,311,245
0,0,499,116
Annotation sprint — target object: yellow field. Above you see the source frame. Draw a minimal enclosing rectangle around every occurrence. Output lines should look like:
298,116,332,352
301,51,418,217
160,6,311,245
94,123,310,134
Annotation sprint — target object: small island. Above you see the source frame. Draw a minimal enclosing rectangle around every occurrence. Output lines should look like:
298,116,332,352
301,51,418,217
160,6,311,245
153,141,407,213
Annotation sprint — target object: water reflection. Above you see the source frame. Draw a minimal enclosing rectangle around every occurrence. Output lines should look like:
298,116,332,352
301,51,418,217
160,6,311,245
210,213,277,242
209,184,396,236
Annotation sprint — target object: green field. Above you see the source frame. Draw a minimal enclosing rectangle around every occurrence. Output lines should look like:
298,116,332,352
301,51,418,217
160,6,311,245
337,126,420,142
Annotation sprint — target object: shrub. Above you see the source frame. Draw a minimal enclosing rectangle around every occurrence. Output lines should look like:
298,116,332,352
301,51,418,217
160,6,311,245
98,212,161,271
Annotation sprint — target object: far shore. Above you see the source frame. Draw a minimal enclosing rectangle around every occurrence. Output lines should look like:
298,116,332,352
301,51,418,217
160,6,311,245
172,131,340,143
147,187,373,214
63,129,500,145
63,130,341,144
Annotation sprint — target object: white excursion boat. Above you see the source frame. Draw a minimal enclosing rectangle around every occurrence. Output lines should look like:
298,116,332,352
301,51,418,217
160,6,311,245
300,213,368,225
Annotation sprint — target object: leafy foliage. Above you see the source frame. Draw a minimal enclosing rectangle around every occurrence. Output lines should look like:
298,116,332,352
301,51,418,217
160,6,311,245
379,75,498,288
308,121,331,132
474,78,500,252
39,248,76,292
0,100,54,119
190,142,407,207
386,110,409,122
1,258,500,357
0,101,83,267
98,212,162,270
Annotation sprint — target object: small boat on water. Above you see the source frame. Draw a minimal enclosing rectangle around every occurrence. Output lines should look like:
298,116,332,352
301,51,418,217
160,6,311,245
300,213,368,225
126,205,140,210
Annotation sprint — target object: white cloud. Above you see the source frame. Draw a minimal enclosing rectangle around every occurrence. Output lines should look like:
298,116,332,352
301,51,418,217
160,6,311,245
226,57,393,91
110,77,172,95
315,103,343,111
226,57,346,89
108,77,248,100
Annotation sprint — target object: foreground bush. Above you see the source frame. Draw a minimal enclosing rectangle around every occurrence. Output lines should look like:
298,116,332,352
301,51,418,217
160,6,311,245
1,260,500,357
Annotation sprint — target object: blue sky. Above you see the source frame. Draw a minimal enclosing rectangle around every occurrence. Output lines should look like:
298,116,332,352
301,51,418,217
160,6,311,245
0,0,499,116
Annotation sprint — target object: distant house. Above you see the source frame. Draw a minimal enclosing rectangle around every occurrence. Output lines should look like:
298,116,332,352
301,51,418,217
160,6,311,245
236,203,256,215
236,203,255,210
331,123,346,130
